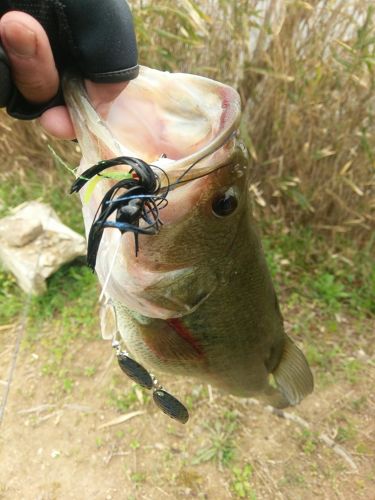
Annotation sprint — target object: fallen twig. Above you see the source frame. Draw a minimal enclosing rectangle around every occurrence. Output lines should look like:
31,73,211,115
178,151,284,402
207,384,214,403
97,410,145,430
63,403,94,413
18,404,56,415
266,406,358,472
319,433,358,471
38,410,63,423
0,323,16,332
266,406,310,429
104,448,131,466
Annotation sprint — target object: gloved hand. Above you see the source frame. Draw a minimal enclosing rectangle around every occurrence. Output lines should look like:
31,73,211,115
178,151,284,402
0,0,138,137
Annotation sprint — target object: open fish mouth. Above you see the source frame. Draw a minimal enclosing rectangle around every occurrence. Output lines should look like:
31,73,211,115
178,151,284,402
64,66,242,183
63,66,243,272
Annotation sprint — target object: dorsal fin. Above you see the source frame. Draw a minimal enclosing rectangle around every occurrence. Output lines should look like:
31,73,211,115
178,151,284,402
272,336,314,405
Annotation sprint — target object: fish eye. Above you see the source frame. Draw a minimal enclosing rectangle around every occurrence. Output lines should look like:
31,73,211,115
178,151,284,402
212,188,238,217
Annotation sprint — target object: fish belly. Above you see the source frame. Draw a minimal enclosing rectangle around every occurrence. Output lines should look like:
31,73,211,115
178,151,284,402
115,302,209,377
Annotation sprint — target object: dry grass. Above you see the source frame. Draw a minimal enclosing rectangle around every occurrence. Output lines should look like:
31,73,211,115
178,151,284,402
1,0,374,245
0,117,78,175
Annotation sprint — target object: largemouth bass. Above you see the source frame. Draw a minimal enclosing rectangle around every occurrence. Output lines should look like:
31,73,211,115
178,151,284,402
63,67,313,419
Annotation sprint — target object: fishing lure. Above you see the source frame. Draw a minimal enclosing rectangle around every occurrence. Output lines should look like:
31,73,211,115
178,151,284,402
112,336,189,424
70,156,169,270
71,156,189,424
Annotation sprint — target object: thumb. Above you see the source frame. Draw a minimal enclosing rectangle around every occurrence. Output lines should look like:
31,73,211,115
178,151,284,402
0,11,59,104
39,80,128,139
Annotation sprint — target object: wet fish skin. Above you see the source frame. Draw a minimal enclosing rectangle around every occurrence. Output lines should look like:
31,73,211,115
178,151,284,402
64,67,313,408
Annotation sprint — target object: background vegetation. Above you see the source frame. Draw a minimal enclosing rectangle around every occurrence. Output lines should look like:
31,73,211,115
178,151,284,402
1,0,374,241
1,0,373,318
0,1,374,498
133,0,375,243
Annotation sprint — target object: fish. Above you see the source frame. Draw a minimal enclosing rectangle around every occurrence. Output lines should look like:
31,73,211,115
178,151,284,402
63,66,313,419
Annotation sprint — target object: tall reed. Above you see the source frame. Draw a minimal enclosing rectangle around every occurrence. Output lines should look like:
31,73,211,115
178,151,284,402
133,0,375,242
0,0,373,244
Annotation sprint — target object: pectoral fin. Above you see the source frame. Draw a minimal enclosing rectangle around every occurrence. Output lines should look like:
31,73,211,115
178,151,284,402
272,336,314,406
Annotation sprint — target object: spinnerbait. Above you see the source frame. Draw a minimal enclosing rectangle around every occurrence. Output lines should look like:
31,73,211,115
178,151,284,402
71,157,189,423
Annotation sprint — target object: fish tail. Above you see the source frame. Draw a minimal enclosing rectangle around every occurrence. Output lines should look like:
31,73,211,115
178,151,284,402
271,335,314,406
262,385,290,409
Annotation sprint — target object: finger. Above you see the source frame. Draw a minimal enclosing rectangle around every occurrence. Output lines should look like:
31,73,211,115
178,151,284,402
85,80,129,112
39,81,129,140
0,11,59,104
39,106,76,140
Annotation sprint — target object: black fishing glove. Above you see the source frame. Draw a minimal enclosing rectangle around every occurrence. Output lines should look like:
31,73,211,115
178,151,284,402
0,0,138,119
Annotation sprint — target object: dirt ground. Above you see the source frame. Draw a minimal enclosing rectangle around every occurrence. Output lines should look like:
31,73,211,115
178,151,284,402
0,304,374,500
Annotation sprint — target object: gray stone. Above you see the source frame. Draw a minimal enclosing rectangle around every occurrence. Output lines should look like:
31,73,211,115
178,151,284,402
0,201,87,295
0,216,43,247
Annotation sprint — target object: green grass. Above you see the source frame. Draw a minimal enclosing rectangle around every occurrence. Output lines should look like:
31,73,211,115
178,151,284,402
231,464,257,499
0,257,99,395
0,161,84,234
262,223,375,317
0,267,25,324
27,263,97,328
298,429,319,455
107,381,150,413
305,344,342,371
192,413,238,467
342,359,363,384
1,261,98,331
130,472,147,485
336,422,357,444
279,468,306,487
25,264,98,390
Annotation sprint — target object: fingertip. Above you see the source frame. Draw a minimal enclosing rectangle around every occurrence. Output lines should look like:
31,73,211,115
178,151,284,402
0,10,40,28
39,106,76,140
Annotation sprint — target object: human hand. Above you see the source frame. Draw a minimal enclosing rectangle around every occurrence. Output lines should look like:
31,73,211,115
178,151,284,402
0,1,138,139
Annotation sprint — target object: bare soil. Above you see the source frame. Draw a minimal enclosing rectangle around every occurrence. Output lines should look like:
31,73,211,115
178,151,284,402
0,309,374,500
